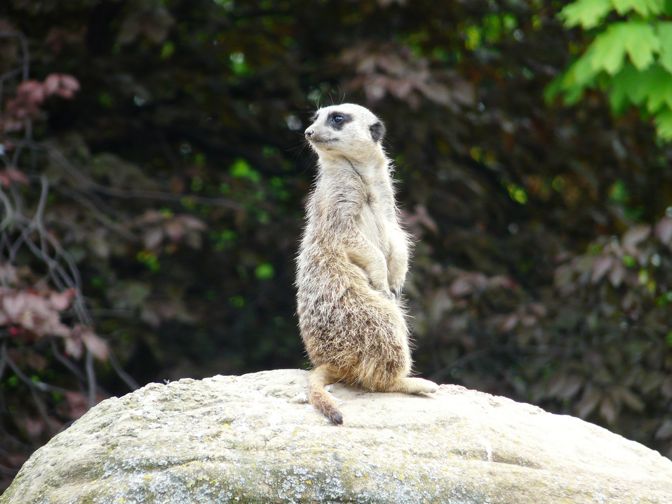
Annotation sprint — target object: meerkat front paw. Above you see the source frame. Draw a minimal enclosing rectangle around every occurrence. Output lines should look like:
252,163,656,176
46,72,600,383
368,276,393,299
373,287,394,300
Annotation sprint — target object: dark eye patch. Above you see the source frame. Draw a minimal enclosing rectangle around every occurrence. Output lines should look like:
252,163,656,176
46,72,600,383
327,111,353,130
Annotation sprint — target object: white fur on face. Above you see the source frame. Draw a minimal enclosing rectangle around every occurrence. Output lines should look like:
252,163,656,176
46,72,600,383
304,103,383,161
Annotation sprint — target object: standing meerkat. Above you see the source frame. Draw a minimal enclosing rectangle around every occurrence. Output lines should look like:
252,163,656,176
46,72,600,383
296,103,438,425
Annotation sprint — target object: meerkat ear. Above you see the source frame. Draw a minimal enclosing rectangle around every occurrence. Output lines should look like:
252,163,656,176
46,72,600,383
369,121,385,143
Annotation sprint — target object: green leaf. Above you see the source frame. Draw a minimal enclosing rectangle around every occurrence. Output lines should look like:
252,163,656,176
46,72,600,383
560,0,613,29
590,22,660,74
654,107,672,139
609,65,644,111
546,60,593,105
555,51,600,103
230,159,260,183
612,0,665,17
609,64,672,113
592,22,659,73
255,263,274,280
643,67,672,112
623,23,660,70
160,41,175,60
619,64,650,105
657,22,672,73
589,25,628,75
544,75,564,102
609,77,630,112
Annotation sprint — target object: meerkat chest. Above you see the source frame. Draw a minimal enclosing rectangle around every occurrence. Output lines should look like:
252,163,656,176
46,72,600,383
357,191,394,253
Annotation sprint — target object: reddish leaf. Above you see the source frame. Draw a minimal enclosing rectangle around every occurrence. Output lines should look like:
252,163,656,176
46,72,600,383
0,168,29,187
79,326,109,361
49,288,75,311
576,384,601,418
558,375,583,400
16,80,46,105
622,225,651,252
64,335,83,359
43,74,60,94
608,263,626,287
413,205,438,234
617,387,645,412
591,255,612,284
164,219,185,242
554,264,575,293
2,292,25,320
58,74,80,94
0,263,18,284
661,377,672,398
655,420,672,440
44,74,80,99
499,313,518,332
143,227,164,249
449,277,473,297
599,396,618,424
24,417,46,438
177,215,206,231
64,391,88,419
654,217,672,245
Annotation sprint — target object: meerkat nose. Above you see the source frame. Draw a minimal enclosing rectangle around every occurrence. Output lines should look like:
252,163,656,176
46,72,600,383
305,128,314,138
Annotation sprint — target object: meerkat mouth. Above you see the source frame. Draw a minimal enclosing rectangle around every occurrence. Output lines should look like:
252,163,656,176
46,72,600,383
310,137,338,144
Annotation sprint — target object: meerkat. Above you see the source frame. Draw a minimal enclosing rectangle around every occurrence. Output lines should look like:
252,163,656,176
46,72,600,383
296,103,438,425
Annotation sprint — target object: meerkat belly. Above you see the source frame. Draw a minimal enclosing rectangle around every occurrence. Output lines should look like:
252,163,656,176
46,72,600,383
357,202,390,256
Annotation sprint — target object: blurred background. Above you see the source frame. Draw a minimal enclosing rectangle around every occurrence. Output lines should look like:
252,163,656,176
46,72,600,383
1,0,671,490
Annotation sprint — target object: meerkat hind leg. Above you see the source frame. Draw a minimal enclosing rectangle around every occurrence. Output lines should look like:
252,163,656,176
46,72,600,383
386,376,439,395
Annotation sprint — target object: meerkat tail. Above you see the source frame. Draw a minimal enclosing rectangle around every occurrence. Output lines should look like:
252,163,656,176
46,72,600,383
308,364,343,425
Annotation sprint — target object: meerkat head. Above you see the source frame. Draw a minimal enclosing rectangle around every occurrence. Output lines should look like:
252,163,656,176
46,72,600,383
304,103,386,162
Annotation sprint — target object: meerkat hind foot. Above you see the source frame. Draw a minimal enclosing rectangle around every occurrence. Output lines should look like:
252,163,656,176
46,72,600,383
389,377,439,395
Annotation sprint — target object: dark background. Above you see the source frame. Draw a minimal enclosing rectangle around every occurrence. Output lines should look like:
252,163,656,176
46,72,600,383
1,0,671,490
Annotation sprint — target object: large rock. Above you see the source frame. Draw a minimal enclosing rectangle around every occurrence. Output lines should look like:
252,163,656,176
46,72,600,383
3,369,672,503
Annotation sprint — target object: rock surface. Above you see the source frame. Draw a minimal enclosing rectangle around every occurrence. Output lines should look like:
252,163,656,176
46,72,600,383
3,369,672,503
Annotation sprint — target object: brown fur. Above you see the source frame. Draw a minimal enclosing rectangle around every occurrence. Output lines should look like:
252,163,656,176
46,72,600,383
296,104,437,424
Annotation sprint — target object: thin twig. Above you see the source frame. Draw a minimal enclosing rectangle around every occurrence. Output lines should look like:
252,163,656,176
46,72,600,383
4,347,70,395
48,146,242,210
108,351,139,390
0,342,6,382
85,349,96,407
50,340,85,382
52,185,138,241
0,185,14,229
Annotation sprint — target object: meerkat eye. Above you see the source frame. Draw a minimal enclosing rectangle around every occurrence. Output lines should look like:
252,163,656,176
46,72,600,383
327,112,352,130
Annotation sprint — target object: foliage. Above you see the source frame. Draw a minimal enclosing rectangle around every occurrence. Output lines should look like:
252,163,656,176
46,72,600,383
0,0,671,489
549,0,672,140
